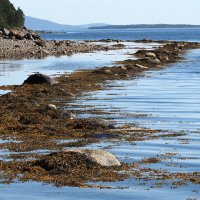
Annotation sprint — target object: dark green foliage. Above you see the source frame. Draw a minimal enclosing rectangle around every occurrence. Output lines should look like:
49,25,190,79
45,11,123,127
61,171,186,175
0,0,24,28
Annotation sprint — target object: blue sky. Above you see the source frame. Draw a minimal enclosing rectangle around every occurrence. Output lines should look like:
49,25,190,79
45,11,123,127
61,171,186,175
10,0,200,25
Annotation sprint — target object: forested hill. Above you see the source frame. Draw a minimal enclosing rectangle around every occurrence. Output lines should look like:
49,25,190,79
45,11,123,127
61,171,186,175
0,0,24,28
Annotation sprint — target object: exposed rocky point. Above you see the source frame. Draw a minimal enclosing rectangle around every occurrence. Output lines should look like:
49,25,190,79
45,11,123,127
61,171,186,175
23,73,59,85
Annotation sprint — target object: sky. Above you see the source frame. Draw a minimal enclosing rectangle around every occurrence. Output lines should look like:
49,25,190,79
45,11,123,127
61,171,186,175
10,0,200,25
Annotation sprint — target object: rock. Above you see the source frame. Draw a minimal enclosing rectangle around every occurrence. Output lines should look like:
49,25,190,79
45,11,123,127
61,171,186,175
177,43,185,50
35,150,121,172
65,150,121,167
42,49,50,54
23,73,59,85
145,52,156,58
158,55,169,62
32,33,41,40
35,40,45,47
46,104,57,110
135,64,148,69
87,118,116,129
2,28,10,36
63,111,75,119
143,57,161,65
24,33,33,40
72,118,116,130
118,66,127,71
57,87,75,97
9,30,24,40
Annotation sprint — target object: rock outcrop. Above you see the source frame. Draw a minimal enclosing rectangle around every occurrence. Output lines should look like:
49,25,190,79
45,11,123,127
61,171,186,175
34,150,121,173
23,73,59,85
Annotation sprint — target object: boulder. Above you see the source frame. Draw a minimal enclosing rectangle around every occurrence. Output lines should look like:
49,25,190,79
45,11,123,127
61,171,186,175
145,52,156,58
23,73,59,85
34,150,121,173
2,28,10,36
46,104,57,110
9,30,24,40
65,150,121,167
35,40,45,47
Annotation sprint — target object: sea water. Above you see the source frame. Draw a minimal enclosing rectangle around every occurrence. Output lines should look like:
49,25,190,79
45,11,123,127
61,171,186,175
0,29,200,199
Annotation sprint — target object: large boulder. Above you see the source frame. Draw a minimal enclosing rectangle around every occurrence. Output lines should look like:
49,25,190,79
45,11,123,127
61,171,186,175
34,150,121,173
13,32,24,40
23,73,58,85
66,150,121,167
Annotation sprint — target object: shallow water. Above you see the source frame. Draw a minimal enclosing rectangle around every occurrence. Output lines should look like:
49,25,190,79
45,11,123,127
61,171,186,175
0,44,200,199
66,48,200,198
77,49,200,132
0,181,199,200
0,42,158,86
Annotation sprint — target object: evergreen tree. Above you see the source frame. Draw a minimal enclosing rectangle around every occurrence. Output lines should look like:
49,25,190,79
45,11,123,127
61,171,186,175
0,0,24,29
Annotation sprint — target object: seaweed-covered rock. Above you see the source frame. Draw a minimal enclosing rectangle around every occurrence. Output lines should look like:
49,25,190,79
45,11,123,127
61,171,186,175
73,118,116,130
66,150,121,167
23,73,58,85
34,150,121,173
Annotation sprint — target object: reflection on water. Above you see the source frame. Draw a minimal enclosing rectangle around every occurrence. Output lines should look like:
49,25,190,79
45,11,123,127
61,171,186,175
0,181,199,200
66,49,200,199
0,63,23,72
0,42,159,86
77,49,200,132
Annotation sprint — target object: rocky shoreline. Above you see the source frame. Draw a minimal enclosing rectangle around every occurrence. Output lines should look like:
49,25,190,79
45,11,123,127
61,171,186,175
0,36,200,188
0,28,118,60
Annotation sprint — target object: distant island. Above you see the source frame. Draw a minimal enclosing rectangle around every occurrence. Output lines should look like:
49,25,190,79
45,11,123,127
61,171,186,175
89,24,200,29
25,16,108,31
24,17,200,32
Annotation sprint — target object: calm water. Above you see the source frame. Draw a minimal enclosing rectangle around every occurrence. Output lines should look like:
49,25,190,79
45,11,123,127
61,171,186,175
0,29,200,199
0,42,158,86
76,49,200,132
41,28,200,42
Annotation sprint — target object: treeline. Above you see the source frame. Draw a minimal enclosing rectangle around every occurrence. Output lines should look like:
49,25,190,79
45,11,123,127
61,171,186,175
0,0,24,29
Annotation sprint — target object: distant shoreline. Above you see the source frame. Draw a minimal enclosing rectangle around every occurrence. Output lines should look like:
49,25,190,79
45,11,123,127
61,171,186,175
89,24,200,29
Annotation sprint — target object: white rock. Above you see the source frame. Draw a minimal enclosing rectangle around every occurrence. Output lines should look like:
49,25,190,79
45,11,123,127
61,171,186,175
47,104,57,110
145,52,156,58
64,149,121,167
